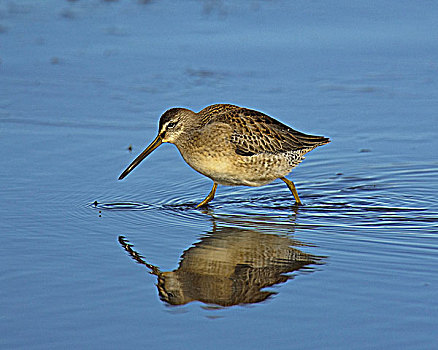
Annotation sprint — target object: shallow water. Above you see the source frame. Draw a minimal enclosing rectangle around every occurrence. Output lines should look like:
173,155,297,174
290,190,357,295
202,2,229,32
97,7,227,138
1,1,437,349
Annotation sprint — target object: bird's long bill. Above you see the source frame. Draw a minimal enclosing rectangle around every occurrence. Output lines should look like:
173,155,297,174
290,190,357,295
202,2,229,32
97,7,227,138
118,135,162,180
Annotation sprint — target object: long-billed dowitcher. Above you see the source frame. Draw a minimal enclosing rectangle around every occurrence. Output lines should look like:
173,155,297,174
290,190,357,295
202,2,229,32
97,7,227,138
119,104,330,207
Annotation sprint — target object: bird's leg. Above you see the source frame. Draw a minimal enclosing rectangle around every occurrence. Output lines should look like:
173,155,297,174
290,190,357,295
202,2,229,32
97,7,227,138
280,177,302,205
196,183,218,208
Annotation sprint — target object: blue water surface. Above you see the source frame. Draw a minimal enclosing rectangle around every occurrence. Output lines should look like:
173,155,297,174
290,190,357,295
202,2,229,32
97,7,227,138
1,1,437,349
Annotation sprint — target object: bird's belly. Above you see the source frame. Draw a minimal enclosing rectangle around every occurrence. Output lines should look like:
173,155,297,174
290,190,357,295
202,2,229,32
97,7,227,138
180,151,299,187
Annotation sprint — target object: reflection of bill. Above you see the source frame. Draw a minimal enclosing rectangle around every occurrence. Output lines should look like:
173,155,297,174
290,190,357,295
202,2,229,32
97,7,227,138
119,227,324,307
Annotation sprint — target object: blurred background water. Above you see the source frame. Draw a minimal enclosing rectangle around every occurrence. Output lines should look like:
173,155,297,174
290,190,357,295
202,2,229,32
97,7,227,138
1,1,437,349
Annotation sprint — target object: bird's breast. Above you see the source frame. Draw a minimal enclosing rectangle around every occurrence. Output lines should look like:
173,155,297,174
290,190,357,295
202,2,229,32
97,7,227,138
173,123,299,186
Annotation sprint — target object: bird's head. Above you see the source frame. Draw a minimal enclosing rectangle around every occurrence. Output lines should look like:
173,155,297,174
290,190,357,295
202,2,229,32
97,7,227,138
118,108,195,180
157,108,194,143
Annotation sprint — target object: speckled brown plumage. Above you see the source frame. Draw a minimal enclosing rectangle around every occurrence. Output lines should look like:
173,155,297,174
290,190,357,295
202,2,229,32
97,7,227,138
199,104,329,155
119,104,330,207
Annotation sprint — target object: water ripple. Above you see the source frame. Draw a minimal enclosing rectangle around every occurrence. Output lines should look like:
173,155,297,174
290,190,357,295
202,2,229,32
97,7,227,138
83,160,438,243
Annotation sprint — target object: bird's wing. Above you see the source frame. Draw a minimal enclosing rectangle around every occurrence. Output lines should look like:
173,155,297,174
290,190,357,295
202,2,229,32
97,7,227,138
207,107,330,156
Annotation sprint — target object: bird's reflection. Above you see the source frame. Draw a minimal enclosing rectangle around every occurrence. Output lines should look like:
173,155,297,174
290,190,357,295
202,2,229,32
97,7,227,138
119,222,324,307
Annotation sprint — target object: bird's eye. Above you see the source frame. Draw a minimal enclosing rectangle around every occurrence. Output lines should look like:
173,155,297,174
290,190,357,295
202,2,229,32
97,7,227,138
167,122,177,129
